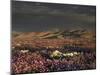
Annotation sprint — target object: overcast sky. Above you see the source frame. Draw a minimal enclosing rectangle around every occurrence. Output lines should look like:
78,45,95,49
12,1,96,32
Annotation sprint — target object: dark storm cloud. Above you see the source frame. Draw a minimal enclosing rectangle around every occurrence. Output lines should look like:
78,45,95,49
12,1,95,15
12,1,96,32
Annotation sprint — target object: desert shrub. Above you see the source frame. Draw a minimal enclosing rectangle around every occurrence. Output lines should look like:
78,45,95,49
50,50,63,59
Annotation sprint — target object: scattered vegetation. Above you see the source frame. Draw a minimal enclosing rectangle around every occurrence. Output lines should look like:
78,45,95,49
11,29,96,74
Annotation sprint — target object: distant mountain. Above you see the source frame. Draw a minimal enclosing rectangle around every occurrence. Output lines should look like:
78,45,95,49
12,29,95,39
37,29,88,39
